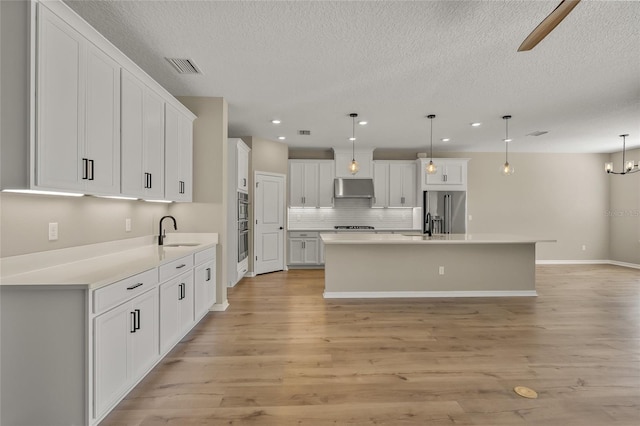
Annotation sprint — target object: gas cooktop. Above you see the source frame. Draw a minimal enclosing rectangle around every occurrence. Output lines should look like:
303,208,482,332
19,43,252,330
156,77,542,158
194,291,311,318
334,225,375,230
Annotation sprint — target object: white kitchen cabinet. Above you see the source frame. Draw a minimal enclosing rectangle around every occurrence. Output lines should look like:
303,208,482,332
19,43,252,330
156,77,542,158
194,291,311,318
288,231,320,265
36,4,120,195
389,162,417,207
93,287,158,419
237,140,250,192
333,148,374,178
194,246,217,320
372,161,416,207
418,158,470,191
165,104,194,202
159,270,194,354
121,70,165,199
289,160,334,208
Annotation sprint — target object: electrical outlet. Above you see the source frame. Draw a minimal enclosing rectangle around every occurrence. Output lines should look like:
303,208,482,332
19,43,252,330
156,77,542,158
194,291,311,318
48,222,58,241
125,218,132,232
581,244,587,251
468,215,473,221
439,266,445,275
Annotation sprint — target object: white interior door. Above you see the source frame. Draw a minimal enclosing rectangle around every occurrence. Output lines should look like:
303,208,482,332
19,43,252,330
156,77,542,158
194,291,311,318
254,172,285,275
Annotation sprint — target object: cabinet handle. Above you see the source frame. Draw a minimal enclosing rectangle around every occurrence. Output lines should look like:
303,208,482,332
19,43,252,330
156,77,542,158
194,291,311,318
134,309,141,331
206,268,211,281
302,241,305,249
176,264,186,269
126,282,143,291
88,159,94,180
401,196,405,204
148,173,152,189
130,311,136,333
82,158,88,180
243,178,246,187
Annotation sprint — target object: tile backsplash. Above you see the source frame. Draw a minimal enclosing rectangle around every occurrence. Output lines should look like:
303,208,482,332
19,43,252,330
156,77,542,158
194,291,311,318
288,199,420,230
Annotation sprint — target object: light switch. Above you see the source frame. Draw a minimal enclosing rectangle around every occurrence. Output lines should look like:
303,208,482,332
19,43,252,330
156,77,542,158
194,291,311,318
125,218,132,232
439,266,445,275
48,222,58,241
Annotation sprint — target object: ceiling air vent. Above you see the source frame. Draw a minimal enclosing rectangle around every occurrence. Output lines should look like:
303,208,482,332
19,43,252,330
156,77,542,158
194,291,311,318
526,131,548,137
165,58,202,74
298,130,311,136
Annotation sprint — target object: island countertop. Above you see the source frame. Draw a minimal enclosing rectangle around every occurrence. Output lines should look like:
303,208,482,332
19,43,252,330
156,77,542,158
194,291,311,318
320,232,556,245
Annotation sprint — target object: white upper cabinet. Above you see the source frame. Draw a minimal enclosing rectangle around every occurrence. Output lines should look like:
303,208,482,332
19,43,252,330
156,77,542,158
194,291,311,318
333,148,374,178
289,160,334,208
165,105,194,202
373,161,417,207
36,4,120,195
418,158,470,191
389,162,417,207
237,140,250,192
121,70,165,199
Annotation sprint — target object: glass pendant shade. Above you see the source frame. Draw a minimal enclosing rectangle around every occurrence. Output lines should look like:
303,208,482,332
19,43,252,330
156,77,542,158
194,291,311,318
605,134,639,175
501,161,515,176
426,114,437,174
605,162,613,173
349,159,360,175
625,160,636,172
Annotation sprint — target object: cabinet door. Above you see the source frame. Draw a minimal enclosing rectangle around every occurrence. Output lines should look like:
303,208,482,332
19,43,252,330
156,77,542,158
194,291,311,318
289,162,305,207
143,89,165,199
194,260,215,319
36,5,85,191
178,273,195,334
424,163,447,186
288,238,305,264
84,45,120,195
302,163,319,207
303,238,319,264
165,109,192,202
374,162,389,207
401,163,417,206
159,277,181,353
120,70,145,196
317,161,335,207
129,289,158,382
319,237,326,264
443,163,464,186
94,302,130,419
237,144,249,192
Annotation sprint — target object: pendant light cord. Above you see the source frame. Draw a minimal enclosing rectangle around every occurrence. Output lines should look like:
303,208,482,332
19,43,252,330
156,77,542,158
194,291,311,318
352,115,356,161
505,117,509,163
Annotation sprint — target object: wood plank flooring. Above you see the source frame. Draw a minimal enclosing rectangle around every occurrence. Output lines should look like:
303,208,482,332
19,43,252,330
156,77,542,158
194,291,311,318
101,265,640,425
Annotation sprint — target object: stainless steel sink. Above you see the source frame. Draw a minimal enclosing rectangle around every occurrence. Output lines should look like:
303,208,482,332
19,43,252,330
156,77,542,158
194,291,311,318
163,243,200,248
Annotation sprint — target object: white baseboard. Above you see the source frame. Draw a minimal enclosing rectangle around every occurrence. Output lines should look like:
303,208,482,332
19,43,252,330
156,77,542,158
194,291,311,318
209,300,230,311
245,272,256,277
536,259,640,269
323,290,537,299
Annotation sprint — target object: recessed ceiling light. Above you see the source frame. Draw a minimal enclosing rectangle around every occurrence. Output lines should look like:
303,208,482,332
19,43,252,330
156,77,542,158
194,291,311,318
271,119,281,124
441,138,450,142
278,136,286,140
349,137,356,141
471,122,482,127
358,121,367,126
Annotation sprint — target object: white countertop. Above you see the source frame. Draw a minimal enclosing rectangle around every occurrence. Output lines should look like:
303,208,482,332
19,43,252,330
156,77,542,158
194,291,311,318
0,233,218,289
320,232,556,245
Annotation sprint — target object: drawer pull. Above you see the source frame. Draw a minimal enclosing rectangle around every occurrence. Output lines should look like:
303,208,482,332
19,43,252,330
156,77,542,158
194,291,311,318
126,282,143,291
176,264,186,269
206,268,211,282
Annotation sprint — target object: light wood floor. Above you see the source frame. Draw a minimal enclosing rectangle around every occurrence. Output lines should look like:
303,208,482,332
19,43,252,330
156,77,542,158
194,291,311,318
102,265,640,425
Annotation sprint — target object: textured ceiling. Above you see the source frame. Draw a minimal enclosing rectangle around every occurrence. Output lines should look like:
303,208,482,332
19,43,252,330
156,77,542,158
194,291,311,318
65,0,640,154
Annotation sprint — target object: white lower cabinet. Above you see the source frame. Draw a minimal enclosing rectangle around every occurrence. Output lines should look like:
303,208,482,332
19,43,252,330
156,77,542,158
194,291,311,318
288,232,321,265
159,270,194,354
93,287,158,419
195,260,216,319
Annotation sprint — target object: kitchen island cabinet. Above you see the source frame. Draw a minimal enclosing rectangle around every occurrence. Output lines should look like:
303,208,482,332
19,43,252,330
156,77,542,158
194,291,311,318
0,234,218,426
321,233,554,297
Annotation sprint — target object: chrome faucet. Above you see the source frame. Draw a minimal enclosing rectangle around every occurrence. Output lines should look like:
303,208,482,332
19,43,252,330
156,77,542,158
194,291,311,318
158,215,177,246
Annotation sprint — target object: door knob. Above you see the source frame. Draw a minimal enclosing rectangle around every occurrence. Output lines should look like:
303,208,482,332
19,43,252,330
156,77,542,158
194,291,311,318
279,227,284,230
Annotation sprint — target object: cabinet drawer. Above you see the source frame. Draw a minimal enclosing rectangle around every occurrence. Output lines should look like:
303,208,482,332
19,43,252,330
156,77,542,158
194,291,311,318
289,231,318,238
194,246,216,265
159,255,193,282
93,269,157,314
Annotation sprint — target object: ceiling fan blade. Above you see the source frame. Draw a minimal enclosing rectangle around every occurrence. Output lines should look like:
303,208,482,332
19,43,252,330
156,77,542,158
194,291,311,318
518,0,581,52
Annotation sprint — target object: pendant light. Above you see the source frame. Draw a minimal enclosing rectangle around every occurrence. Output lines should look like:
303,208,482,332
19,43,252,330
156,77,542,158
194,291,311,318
501,115,515,176
348,113,359,175
605,134,638,175
426,114,437,174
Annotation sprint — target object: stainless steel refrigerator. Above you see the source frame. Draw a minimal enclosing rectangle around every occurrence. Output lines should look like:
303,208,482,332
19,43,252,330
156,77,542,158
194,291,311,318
422,191,467,234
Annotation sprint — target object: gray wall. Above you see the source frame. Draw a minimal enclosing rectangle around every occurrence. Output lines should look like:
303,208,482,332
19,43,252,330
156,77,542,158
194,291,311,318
608,148,640,265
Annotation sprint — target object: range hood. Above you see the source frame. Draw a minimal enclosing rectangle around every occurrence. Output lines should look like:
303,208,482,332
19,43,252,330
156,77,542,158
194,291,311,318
334,178,375,199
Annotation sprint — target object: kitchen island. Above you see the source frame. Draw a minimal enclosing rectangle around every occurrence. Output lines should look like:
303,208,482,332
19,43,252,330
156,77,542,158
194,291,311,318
321,233,555,298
